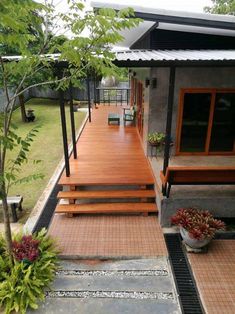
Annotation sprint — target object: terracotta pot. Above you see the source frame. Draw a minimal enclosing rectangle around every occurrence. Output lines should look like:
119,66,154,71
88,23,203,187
180,227,212,249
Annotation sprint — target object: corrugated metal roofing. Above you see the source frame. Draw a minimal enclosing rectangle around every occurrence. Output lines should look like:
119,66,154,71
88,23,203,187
115,49,235,62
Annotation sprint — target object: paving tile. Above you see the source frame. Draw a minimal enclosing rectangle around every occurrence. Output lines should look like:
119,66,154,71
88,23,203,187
48,214,167,258
188,240,235,314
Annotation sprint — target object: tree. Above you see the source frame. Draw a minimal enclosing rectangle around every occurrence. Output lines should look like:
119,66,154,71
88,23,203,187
0,1,67,122
204,0,235,15
0,0,140,262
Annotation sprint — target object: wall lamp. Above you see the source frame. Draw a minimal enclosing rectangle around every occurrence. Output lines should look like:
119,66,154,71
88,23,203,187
145,78,150,88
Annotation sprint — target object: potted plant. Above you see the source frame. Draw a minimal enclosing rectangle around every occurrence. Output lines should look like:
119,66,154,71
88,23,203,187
148,132,165,146
171,208,225,249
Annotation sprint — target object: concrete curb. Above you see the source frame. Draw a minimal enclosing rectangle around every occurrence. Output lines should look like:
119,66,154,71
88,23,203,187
24,111,89,233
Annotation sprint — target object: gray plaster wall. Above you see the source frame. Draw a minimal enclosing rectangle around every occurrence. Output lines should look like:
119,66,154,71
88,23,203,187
148,66,235,156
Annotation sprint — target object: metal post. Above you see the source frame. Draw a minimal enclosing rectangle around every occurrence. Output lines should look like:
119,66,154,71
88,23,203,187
93,75,97,107
87,77,91,122
59,89,70,177
69,83,77,159
127,88,129,106
163,67,176,175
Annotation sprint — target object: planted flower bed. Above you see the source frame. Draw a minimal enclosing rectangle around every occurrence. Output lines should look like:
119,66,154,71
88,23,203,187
0,229,58,314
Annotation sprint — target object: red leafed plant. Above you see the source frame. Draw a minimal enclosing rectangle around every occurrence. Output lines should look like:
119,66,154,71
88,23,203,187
12,235,40,263
171,208,225,240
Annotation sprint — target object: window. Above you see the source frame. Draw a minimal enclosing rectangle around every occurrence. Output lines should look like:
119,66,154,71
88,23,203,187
177,89,235,155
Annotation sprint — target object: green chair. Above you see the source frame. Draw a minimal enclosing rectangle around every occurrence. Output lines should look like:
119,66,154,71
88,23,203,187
123,106,136,126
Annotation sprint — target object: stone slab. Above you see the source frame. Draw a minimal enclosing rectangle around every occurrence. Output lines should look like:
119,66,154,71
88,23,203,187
28,298,181,314
51,275,174,293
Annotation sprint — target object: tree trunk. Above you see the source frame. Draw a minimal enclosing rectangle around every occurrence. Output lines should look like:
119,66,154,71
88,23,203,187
19,93,27,122
1,186,14,265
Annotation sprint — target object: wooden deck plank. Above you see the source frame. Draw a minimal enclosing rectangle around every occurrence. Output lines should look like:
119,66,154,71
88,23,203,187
58,190,156,199
59,106,155,186
55,203,158,214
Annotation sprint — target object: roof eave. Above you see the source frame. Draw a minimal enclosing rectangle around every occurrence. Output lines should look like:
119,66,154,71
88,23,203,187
134,11,235,30
113,59,235,68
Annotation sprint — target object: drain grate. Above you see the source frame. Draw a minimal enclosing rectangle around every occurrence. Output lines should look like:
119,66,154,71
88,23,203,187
33,179,62,233
164,234,204,314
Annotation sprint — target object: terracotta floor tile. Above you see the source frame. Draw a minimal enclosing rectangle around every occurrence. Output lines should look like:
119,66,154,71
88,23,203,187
48,214,167,258
188,240,235,314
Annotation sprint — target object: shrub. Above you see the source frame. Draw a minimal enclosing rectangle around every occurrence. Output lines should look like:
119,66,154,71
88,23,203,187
171,208,225,240
0,229,58,314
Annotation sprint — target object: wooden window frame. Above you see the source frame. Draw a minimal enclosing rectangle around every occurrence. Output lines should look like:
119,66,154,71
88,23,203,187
176,88,235,156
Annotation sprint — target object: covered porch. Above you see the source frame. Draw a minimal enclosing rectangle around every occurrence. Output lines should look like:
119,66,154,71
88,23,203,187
48,104,164,258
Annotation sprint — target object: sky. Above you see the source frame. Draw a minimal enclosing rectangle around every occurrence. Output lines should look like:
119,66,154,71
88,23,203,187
49,0,213,13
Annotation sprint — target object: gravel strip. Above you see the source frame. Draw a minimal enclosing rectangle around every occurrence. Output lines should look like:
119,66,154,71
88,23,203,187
56,269,169,277
46,290,174,300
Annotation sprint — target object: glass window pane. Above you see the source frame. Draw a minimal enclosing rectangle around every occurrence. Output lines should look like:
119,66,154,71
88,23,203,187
209,93,235,152
180,93,211,152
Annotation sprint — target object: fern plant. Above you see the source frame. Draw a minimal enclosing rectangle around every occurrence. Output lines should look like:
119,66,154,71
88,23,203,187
0,229,58,314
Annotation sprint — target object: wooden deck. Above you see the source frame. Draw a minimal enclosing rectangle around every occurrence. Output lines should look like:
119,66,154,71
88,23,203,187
59,106,154,186
57,105,156,215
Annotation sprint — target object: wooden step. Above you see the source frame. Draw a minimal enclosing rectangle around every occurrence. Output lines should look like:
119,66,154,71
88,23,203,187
59,177,155,187
57,190,155,200
55,203,158,214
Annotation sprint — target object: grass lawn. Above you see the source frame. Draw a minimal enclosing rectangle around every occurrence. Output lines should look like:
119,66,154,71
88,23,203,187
2,98,86,223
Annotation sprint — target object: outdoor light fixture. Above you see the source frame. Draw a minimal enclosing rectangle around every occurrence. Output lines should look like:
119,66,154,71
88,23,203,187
152,77,157,88
133,71,136,77
145,78,150,87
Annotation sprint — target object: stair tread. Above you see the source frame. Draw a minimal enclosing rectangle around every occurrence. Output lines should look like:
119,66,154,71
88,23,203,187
55,203,158,214
58,190,155,199
58,179,154,186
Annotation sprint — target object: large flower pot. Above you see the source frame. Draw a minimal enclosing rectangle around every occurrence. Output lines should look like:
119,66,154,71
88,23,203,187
180,228,212,249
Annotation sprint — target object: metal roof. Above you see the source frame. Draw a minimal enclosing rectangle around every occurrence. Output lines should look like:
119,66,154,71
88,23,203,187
115,49,235,63
91,1,235,28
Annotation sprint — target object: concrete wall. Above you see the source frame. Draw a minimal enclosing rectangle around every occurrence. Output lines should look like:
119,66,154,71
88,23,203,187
30,80,95,101
161,197,235,227
0,89,30,112
148,66,235,155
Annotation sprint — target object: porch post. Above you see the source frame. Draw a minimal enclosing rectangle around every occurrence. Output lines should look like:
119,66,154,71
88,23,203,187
163,67,176,176
87,77,92,122
59,88,70,177
69,82,77,159
93,75,97,107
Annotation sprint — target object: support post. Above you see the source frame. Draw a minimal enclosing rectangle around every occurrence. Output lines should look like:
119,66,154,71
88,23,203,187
163,67,175,176
69,83,77,159
59,89,70,177
87,77,91,122
93,75,97,107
